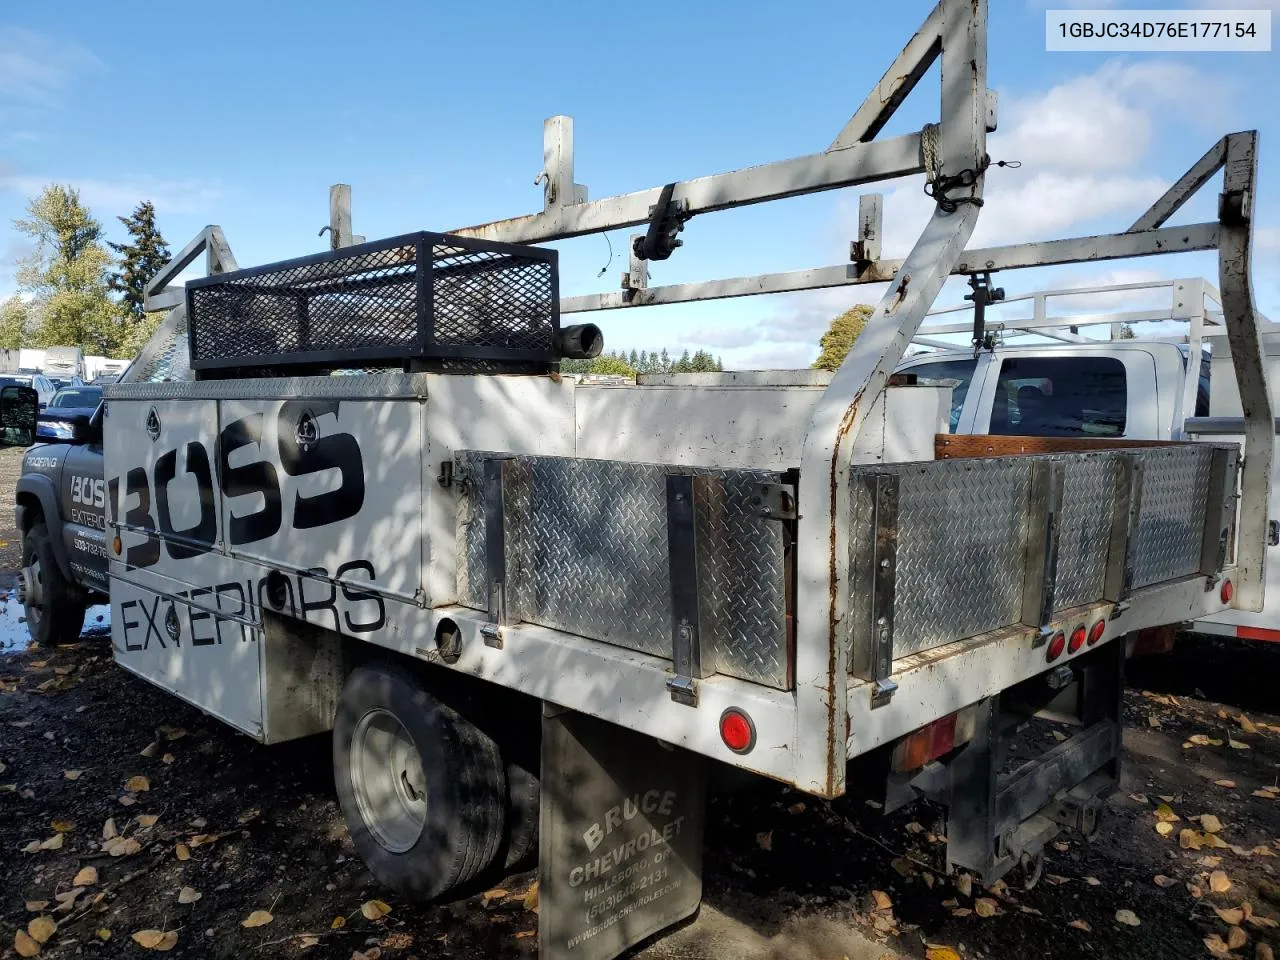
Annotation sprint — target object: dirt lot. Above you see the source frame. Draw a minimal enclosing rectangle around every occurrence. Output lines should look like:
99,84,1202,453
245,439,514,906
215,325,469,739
2,446,1279,960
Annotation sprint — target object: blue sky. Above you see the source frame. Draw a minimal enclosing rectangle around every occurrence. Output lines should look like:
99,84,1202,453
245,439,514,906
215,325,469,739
1,0,1277,366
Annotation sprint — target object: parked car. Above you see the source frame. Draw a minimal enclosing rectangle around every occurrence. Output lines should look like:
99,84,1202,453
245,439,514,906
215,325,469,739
36,386,103,440
90,374,121,385
0,373,57,409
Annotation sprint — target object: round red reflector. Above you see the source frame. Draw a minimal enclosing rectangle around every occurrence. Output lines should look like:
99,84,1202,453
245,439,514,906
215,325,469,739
1046,631,1066,661
1068,625,1087,654
719,708,756,754
1221,579,1234,604
1088,619,1105,645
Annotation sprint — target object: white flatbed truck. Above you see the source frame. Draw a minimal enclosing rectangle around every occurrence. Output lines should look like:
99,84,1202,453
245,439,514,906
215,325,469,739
82,3,1273,956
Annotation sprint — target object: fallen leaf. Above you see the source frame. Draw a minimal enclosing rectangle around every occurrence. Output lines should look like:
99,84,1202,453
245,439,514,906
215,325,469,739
14,930,40,957
923,873,936,889
38,833,63,851
1115,909,1141,927
1130,793,1149,803
1020,906,1042,915
161,753,175,765
1054,840,1070,851
1189,883,1204,898
25,902,48,912
523,881,539,912
1201,814,1225,834
1214,779,1237,789
925,949,962,960
1204,933,1230,957
1156,822,1174,836
125,775,150,792
63,770,81,781
1239,714,1259,734
871,890,893,912
1253,790,1277,800
102,818,117,840
1155,803,1180,823
789,802,806,815
54,888,84,904
330,916,346,930
178,887,201,904
1253,846,1276,857
174,843,190,861
96,929,110,941
118,795,136,807
241,910,273,928
1211,870,1232,893
188,833,216,848
974,898,997,917
1230,739,1251,751
28,916,56,944
906,821,925,834
1154,875,1177,887
1228,925,1248,950
1085,876,1102,886
108,837,141,857
1249,916,1280,930
482,888,509,907
298,935,320,948
1181,829,1205,850
50,819,73,833
755,831,772,851
1051,730,1068,742
955,873,973,898
515,930,536,940
131,929,178,951
360,899,392,921
20,840,41,854
1217,906,1246,924
941,899,959,908
139,742,158,759
163,727,187,741
1069,919,1092,932
1187,734,1224,747
1148,714,1162,728
1204,833,1230,849
951,908,972,917
352,949,382,960
1257,941,1275,960
1200,856,1224,868
137,814,159,828
890,856,914,877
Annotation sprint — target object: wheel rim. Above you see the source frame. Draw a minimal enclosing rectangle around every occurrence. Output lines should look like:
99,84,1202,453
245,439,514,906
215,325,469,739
350,708,427,854
20,557,44,629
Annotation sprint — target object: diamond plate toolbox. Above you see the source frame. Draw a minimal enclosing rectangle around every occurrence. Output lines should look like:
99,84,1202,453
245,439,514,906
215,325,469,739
454,452,790,690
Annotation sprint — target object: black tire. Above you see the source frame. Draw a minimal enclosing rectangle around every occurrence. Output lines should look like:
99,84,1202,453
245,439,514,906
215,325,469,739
333,661,506,900
502,760,539,869
20,522,86,646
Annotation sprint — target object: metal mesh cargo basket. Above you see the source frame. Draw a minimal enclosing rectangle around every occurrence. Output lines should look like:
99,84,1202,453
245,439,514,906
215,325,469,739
184,232,559,372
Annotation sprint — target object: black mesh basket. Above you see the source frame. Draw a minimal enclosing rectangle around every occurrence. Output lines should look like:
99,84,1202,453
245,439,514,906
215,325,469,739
185,232,558,372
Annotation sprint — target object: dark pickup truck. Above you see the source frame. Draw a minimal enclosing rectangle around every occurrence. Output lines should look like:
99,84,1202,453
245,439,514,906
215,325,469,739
14,406,108,645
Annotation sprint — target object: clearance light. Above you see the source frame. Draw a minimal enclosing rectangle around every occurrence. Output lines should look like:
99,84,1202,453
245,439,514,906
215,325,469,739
1221,579,1234,605
1068,624,1087,655
719,708,756,754
1046,631,1067,662
1088,619,1106,645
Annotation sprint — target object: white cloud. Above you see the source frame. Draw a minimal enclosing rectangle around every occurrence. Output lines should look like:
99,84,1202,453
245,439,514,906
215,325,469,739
0,27,100,108
0,174,223,219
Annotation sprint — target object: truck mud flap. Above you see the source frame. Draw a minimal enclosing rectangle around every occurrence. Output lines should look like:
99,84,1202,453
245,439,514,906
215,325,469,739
539,708,705,960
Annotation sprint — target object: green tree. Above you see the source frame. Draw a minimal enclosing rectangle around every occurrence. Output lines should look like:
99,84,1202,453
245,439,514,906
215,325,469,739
109,201,171,325
0,297,30,349
812,304,875,372
14,185,123,354
1118,322,1137,340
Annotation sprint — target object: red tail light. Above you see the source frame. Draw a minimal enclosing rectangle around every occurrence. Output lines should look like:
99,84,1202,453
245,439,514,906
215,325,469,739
1221,579,1234,605
1046,631,1067,661
719,708,756,754
1088,619,1105,645
891,707,978,773
1068,625,1087,654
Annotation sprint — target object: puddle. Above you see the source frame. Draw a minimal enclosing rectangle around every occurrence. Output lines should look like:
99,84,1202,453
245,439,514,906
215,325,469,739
0,576,111,653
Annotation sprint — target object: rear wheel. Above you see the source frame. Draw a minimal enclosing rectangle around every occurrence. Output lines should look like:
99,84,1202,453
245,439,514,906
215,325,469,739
20,522,86,646
333,661,506,900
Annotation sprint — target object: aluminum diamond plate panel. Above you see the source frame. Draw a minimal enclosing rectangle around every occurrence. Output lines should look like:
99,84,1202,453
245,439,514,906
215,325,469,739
1131,445,1213,588
858,459,1031,658
1054,456,1120,612
454,453,788,689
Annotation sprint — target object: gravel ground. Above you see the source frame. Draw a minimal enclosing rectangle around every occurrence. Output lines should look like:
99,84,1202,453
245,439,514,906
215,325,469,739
1,451,1278,960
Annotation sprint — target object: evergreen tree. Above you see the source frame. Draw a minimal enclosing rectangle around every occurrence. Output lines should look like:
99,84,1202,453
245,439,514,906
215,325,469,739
659,348,671,373
109,201,170,322
14,185,122,354
628,348,639,368
812,304,875,371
